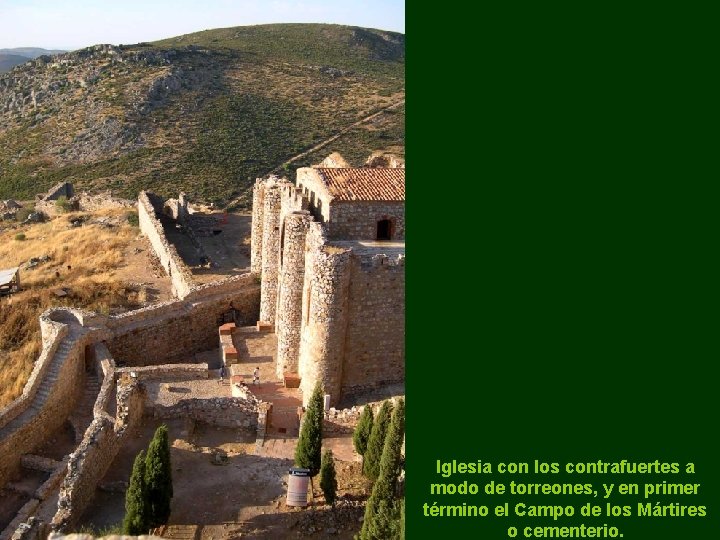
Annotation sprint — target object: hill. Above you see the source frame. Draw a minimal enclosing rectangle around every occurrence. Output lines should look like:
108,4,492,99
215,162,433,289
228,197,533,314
0,47,67,59
0,24,404,207
0,53,29,73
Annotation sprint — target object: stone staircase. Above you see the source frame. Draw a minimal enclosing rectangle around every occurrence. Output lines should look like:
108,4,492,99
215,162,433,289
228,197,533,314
0,327,82,440
69,373,100,442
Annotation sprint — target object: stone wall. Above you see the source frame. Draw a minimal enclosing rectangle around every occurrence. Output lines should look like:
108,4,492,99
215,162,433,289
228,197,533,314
0,318,65,431
138,191,194,298
340,252,405,398
322,397,404,435
74,192,133,212
150,396,258,431
0,310,97,487
52,376,145,532
106,276,259,366
328,201,405,241
115,364,208,380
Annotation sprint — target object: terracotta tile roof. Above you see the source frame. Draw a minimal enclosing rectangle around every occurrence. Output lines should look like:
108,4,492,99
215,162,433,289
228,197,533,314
315,168,405,202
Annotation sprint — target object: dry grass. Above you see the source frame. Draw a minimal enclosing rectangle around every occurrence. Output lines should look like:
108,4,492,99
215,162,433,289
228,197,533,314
0,209,143,407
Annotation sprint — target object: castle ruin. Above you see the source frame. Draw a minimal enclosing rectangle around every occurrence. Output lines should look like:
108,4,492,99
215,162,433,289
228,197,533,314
0,153,405,537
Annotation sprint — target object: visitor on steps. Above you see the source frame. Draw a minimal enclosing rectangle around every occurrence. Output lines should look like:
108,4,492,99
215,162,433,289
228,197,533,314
253,367,260,384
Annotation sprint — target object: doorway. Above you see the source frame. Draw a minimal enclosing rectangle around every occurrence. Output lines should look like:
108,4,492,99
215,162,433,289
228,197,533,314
376,219,392,241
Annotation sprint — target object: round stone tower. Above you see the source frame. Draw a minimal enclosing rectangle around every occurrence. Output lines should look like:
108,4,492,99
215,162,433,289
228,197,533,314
259,184,283,324
275,211,313,378
250,180,266,275
298,241,352,406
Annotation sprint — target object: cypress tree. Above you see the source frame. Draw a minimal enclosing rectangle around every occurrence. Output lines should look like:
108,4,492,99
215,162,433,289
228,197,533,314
123,450,148,535
145,424,173,528
363,400,393,481
353,405,374,457
295,382,324,475
360,399,406,540
319,449,338,506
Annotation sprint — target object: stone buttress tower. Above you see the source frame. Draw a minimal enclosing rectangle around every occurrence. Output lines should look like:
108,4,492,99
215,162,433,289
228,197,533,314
250,180,265,274
275,211,313,378
258,183,283,324
298,224,352,405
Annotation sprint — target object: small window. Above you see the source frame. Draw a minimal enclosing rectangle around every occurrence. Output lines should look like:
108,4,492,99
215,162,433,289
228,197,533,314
377,219,392,241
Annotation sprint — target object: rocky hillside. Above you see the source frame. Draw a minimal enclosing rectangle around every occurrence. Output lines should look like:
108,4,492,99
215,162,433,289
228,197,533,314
0,24,405,207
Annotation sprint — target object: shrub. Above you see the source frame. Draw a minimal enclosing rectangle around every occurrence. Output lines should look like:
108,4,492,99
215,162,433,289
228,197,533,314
15,208,32,222
55,196,71,213
295,382,324,475
14,233,26,241
123,450,149,535
360,399,405,539
353,405,374,457
363,400,393,481
320,449,338,506
126,211,139,227
145,424,173,527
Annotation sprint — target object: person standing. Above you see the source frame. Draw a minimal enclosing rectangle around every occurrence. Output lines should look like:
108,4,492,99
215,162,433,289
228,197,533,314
253,367,260,385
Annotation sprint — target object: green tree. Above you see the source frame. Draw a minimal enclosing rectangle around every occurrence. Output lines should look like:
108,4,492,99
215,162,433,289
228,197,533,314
294,382,324,475
123,450,149,535
145,424,173,528
319,449,338,506
360,399,405,540
353,405,374,457
399,497,405,540
363,400,393,481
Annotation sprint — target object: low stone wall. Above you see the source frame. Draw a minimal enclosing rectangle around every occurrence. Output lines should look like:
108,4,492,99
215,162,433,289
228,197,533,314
116,363,208,380
75,192,133,212
322,397,404,435
150,396,259,431
138,191,194,298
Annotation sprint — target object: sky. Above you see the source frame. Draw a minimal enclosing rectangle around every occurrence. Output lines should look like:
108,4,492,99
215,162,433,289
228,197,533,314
0,0,405,50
